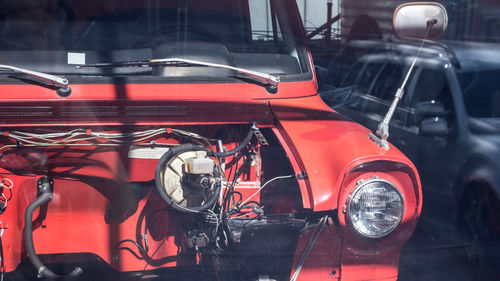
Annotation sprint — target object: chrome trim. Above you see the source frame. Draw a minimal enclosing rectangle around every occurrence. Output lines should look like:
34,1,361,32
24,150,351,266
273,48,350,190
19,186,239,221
0,64,69,89
150,58,280,88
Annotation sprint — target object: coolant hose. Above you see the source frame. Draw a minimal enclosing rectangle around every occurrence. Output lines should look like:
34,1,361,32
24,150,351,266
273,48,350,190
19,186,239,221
211,122,257,158
24,192,83,280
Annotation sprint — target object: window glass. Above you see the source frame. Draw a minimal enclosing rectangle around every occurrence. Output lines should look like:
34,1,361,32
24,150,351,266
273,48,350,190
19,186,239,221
411,68,453,110
340,61,363,87
0,0,309,77
407,68,453,127
356,62,383,92
249,1,282,41
461,70,500,118
370,63,404,101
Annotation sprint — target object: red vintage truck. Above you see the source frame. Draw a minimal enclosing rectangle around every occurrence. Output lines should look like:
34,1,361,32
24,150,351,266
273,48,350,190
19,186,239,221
0,1,441,280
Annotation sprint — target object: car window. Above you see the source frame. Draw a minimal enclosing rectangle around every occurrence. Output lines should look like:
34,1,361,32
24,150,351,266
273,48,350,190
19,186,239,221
411,69,449,106
370,63,405,101
340,60,364,87
408,68,454,126
357,62,383,92
250,1,283,42
360,61,412,125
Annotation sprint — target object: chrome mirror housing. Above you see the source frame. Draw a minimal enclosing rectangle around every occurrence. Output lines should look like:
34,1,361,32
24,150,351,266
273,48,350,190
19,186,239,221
393,2,448,40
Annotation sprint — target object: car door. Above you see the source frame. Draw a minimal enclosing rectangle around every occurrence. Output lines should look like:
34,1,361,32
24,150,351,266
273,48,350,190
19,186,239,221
401,66,460,225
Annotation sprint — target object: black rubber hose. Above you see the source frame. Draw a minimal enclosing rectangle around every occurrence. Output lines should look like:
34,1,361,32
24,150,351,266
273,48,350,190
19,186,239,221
155,144,221,213
24,193,83,280
210,122,257,158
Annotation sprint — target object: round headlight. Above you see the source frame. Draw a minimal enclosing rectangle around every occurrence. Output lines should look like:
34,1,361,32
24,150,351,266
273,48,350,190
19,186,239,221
347,178,404,238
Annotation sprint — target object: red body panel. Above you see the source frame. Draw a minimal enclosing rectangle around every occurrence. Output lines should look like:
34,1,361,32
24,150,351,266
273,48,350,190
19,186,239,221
0,81,317,102
270,96,420,210
0,76,421,280
0,0,422,279
270,95,421,281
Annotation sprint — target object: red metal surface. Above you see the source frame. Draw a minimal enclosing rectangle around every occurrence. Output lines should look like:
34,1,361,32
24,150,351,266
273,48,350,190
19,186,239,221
0,147,262,272
0,81,316,102
270,95,419,211
271,95,421,281
290,217,342,281
0,73,421,279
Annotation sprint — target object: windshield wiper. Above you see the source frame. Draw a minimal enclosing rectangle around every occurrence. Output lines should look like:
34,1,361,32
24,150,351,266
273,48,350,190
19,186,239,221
0,64,71,97
77,58,280,92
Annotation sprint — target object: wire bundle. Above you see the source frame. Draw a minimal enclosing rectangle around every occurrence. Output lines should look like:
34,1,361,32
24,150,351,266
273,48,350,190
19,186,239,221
0,128,215,152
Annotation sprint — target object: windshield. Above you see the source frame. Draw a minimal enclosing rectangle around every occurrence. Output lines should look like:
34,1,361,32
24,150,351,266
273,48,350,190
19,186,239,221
0,0,310,78
461,70,500,118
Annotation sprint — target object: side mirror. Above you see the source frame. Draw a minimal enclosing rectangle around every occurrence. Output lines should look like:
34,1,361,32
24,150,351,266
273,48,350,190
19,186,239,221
415,101,447,117
419,117,449,136
393,2,448,40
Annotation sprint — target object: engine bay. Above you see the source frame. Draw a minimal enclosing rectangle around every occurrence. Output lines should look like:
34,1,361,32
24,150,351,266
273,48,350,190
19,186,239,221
0,123,321,280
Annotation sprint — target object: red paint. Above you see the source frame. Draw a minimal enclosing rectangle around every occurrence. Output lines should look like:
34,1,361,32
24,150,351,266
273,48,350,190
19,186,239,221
0,47,420,281
0,81,316,102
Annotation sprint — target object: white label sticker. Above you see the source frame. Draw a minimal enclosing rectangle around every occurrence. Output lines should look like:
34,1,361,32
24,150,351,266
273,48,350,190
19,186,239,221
67,52,86,65
128,146,170,159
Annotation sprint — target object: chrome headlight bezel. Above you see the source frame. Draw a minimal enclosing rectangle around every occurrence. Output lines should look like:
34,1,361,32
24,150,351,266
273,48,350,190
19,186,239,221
346,177,405,239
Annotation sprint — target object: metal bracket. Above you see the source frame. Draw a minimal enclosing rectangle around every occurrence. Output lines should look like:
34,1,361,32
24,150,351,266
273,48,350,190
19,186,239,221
253,130,269,146
36,177,53,198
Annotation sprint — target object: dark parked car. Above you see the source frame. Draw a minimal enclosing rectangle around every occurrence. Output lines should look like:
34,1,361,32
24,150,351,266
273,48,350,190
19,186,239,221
319,40,500,251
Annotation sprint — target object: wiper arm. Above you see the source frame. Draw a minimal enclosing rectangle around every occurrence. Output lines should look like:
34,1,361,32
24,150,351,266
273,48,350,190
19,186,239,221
369,19,438,150
0,64,71,97
77,58,280,91
151,58,280,89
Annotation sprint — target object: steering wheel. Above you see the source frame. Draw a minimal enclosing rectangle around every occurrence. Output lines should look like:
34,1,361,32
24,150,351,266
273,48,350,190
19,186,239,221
133,25,224,48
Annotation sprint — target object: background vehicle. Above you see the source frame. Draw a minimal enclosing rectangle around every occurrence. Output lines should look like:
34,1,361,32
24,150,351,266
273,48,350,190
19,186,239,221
319,39,500,279
0,1,432,281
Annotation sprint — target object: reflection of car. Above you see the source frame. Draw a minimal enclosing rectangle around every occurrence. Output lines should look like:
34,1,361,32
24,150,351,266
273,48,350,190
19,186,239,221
320,40,500,247
0,1,423,281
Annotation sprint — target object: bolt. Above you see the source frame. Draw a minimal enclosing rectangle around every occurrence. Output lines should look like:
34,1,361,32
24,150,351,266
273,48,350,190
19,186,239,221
200,177,210,189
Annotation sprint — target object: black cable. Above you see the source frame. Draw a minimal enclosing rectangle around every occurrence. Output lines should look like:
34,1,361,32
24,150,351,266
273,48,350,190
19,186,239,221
230,191,243,208
114,239,146,254
223,159,249,212
113,239,147,262
141,208,169,253
239,200,261,209
229,201,263,218
209,122,257,158
115,207,172,263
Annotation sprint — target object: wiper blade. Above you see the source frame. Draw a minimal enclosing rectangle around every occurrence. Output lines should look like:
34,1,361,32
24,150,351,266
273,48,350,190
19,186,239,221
77,58,280,90
152,58,280,89
0,64,71,97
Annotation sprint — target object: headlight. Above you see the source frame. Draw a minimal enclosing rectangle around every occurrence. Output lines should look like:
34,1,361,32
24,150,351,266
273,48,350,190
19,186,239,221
347,178,404,238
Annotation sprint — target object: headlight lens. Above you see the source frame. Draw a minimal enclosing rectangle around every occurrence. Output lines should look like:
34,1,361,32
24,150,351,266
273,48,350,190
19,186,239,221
347,178,404,238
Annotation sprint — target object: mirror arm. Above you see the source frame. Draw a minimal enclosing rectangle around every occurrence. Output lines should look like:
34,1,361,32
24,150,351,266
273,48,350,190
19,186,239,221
369,19,437,150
